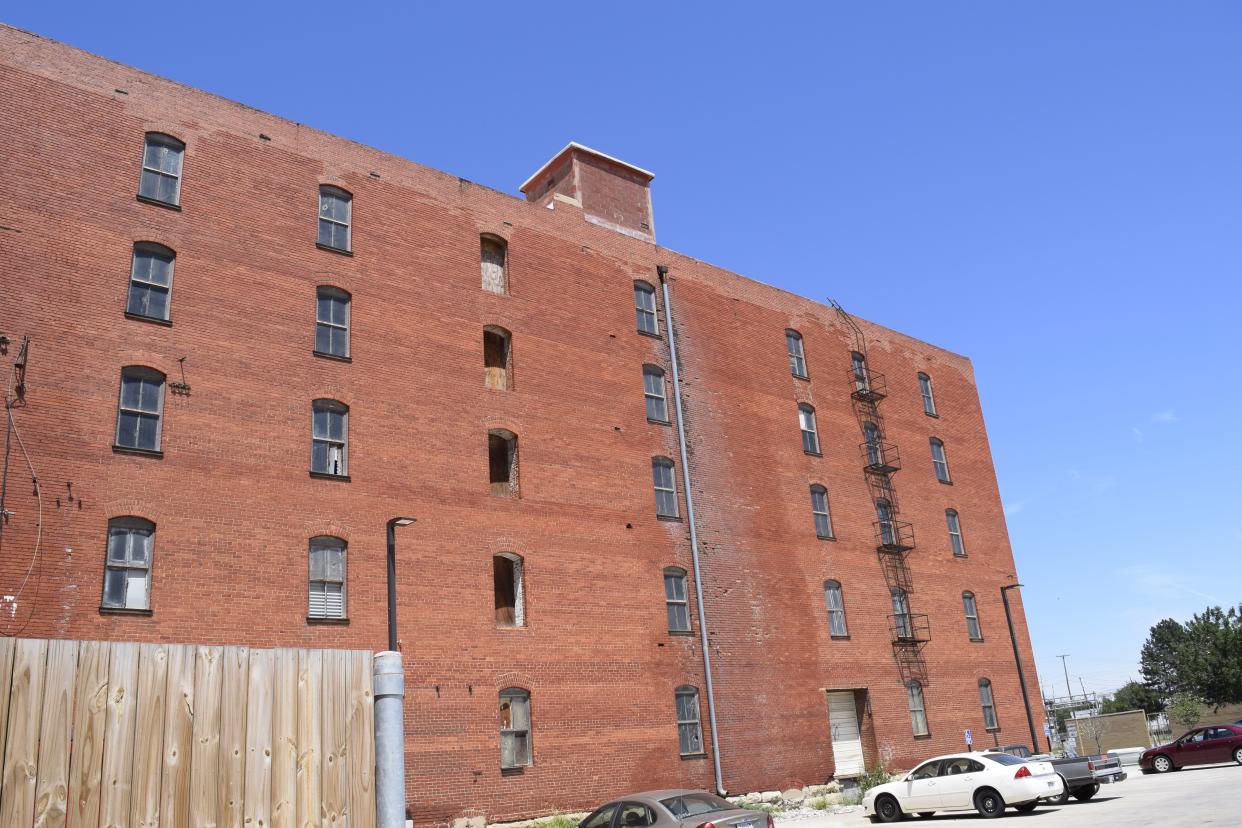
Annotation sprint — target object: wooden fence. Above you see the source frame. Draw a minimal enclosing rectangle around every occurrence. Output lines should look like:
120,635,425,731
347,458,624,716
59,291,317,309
0,638,376,827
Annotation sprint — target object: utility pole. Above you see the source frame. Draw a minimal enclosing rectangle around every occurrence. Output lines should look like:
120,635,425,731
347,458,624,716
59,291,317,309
1058,654,1073,700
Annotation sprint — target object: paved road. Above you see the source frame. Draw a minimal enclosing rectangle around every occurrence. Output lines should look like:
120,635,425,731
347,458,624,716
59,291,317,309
777,761,1242,827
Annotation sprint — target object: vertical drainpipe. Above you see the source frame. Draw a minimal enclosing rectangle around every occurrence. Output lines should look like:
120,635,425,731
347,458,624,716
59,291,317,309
658,265,726,796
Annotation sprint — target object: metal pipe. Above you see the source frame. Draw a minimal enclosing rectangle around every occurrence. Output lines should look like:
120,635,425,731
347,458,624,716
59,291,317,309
1001,584,1040,752
659,266,726,796
374,650,407,828
387,519,399,653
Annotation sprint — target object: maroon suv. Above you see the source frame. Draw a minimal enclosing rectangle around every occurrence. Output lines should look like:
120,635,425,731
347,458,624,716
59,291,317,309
1140,724,1242,773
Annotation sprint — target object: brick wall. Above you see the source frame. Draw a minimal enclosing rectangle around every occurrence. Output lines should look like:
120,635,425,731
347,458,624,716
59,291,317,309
0,24,1046,823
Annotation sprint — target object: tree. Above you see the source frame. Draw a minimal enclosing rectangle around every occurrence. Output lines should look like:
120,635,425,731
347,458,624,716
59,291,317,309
1177,605,1242,709
1139,618,1190,700
1167,692,1202,731
1101,680,1165,714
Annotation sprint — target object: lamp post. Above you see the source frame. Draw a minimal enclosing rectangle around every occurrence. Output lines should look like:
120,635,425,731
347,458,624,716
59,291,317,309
377,516,415,828
1001,583,1040,753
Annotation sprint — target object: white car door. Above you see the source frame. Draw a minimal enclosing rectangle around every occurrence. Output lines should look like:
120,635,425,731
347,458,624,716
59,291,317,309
937,757,984,810
901,760,945,812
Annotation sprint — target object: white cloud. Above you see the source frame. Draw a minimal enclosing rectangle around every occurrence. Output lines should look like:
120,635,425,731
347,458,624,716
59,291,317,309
1151,410,1178,424
1004,500,1028,517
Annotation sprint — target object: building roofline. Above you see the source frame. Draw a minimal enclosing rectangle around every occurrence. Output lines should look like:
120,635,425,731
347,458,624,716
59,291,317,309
519,141,654,193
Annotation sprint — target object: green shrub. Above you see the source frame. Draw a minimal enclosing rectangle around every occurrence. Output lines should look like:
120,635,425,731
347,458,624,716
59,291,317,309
857,762,898,796
806,796,830,810
540,815,580,828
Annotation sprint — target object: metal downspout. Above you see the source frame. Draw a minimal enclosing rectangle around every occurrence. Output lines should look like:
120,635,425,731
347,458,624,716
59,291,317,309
658,266,726,796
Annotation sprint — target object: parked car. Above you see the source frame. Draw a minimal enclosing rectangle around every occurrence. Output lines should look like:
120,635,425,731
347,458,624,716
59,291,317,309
577,790,774,828
863,752,1063,822
1140,724,1242,773
1036,753,1126,804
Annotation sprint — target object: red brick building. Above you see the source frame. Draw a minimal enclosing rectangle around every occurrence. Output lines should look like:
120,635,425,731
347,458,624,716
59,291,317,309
0,24,1045,823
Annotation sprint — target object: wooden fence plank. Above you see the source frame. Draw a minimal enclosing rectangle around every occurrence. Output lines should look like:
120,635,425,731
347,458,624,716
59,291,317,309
32,638,78,828
321,649,349,827
0,637,18,816
160,645,195,828
347,651,376,828
271,649,298,828
99,641,140,828
244,648,273,828
189,646,224,828
296,650,322,828
217,646,250,826
66,640,109,828
130,643,169,828
1,638,48,827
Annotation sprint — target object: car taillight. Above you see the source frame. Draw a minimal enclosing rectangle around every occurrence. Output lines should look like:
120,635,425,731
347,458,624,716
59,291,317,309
1014,766,1031,779
766,815,775,828
1087,760,1095,772
696,822,715,828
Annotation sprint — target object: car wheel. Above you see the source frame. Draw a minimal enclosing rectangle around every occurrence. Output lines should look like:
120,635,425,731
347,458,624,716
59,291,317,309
1043,775,1070,806
1015,801,1038,813
974,788,1005,819
1072,784,1099,802
1152,754,1174,773
1234,746,1242,766
873,794,903,824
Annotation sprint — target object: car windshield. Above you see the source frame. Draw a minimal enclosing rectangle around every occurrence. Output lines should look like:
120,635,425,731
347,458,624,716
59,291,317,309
986,753,1026,766
660,793,732,818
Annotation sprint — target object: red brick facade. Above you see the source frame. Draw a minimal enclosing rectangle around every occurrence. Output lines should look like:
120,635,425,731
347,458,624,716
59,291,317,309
0,24,1045,824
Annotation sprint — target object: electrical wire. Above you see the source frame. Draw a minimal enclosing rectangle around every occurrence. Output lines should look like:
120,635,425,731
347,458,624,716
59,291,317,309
0,398,44,637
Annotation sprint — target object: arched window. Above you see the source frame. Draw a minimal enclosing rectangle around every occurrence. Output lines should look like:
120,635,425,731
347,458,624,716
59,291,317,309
138,133,184,206
481,235,508,294
906,680,929,736
918,372,937,416
634,281,658,335
498,688,531,768
810,484,833,539
798,404,820,454
315,286,351,358
317,185,352,252
875,498,895,547
786,330,807,378
488,429,519,496
308,536,347,619
311,400,349,477
484,326,513,390
663,567,690,633
675,685,704,755
493,553,524,627
103,517,155,610
823,580,848,637
115,367,166,453
126,243,175,321
946,509,966,556
652,457,679,518
643,365,669,423
930,437,951,483
891,587,912,639
962,591,982,641
851,351,870,393
979,679,998,729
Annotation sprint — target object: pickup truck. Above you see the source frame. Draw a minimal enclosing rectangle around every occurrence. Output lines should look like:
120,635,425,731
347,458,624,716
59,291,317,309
986,747,1126,804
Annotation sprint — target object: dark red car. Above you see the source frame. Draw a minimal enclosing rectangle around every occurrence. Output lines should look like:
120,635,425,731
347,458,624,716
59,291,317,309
1140,724,1242,773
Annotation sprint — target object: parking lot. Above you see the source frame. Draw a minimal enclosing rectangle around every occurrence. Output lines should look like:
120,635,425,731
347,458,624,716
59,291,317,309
778,762,1242,827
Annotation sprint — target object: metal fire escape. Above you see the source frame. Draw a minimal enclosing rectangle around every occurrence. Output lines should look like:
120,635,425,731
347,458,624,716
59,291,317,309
830,301,931,685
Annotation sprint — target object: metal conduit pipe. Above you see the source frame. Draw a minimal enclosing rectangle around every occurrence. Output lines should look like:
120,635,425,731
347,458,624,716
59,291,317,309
658,265,726,796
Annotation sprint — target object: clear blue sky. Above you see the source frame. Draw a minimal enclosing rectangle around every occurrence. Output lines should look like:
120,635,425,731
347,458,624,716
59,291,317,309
10,2,1241,698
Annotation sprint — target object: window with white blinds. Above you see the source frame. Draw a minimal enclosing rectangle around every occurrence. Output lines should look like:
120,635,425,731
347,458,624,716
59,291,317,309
309,536,346,619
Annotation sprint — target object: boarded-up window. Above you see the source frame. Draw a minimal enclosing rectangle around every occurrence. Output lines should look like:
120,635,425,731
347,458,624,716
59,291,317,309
489,430,518,496
493,553,524,627
484,326,512,390
979,679,998,729
482,235,508,294
907,681,929,736
499,688,531,768
675,686,704,755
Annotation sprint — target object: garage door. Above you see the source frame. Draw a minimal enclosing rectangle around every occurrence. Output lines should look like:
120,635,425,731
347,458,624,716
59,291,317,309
827,691,864,777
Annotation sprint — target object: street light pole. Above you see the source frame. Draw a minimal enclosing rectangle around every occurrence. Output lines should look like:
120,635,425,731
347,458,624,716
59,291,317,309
377,516,415,828
1001,583,1040,753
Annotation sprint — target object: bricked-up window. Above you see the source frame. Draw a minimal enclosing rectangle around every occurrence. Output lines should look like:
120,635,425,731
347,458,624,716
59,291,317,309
786,330,808,378
979,679,998,729
315,287,351,358
499,688,531,769
918,372,937,416
652,457,679,518
675,685,704,755
103,517,154,611
493,553,524,627
308,536,347,619
907,680,929,736
311,400,348,477
664,567,690,633
643,365,669,423
891,587,913,640
481,235,508,294
484,327,512,390
317,186,352,252
823,580,848,637
946,509,966,556
930,438,951,483
115,367,165,453
489,429,519,496
138,133,184,206
126,243,175,322
963,591,982,641
810,485,834,539
851,351,870,394
798,404,820,454
876,498,896,546
634,281,659,335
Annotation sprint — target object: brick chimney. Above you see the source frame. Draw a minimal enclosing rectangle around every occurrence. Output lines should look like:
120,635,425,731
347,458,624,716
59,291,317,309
520,143,655,242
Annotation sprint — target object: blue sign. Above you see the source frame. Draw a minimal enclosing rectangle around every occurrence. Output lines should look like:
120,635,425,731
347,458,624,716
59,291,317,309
965,728,973,745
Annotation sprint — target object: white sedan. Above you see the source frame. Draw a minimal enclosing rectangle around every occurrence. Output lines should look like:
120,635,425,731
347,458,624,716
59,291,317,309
862,751,1064,822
